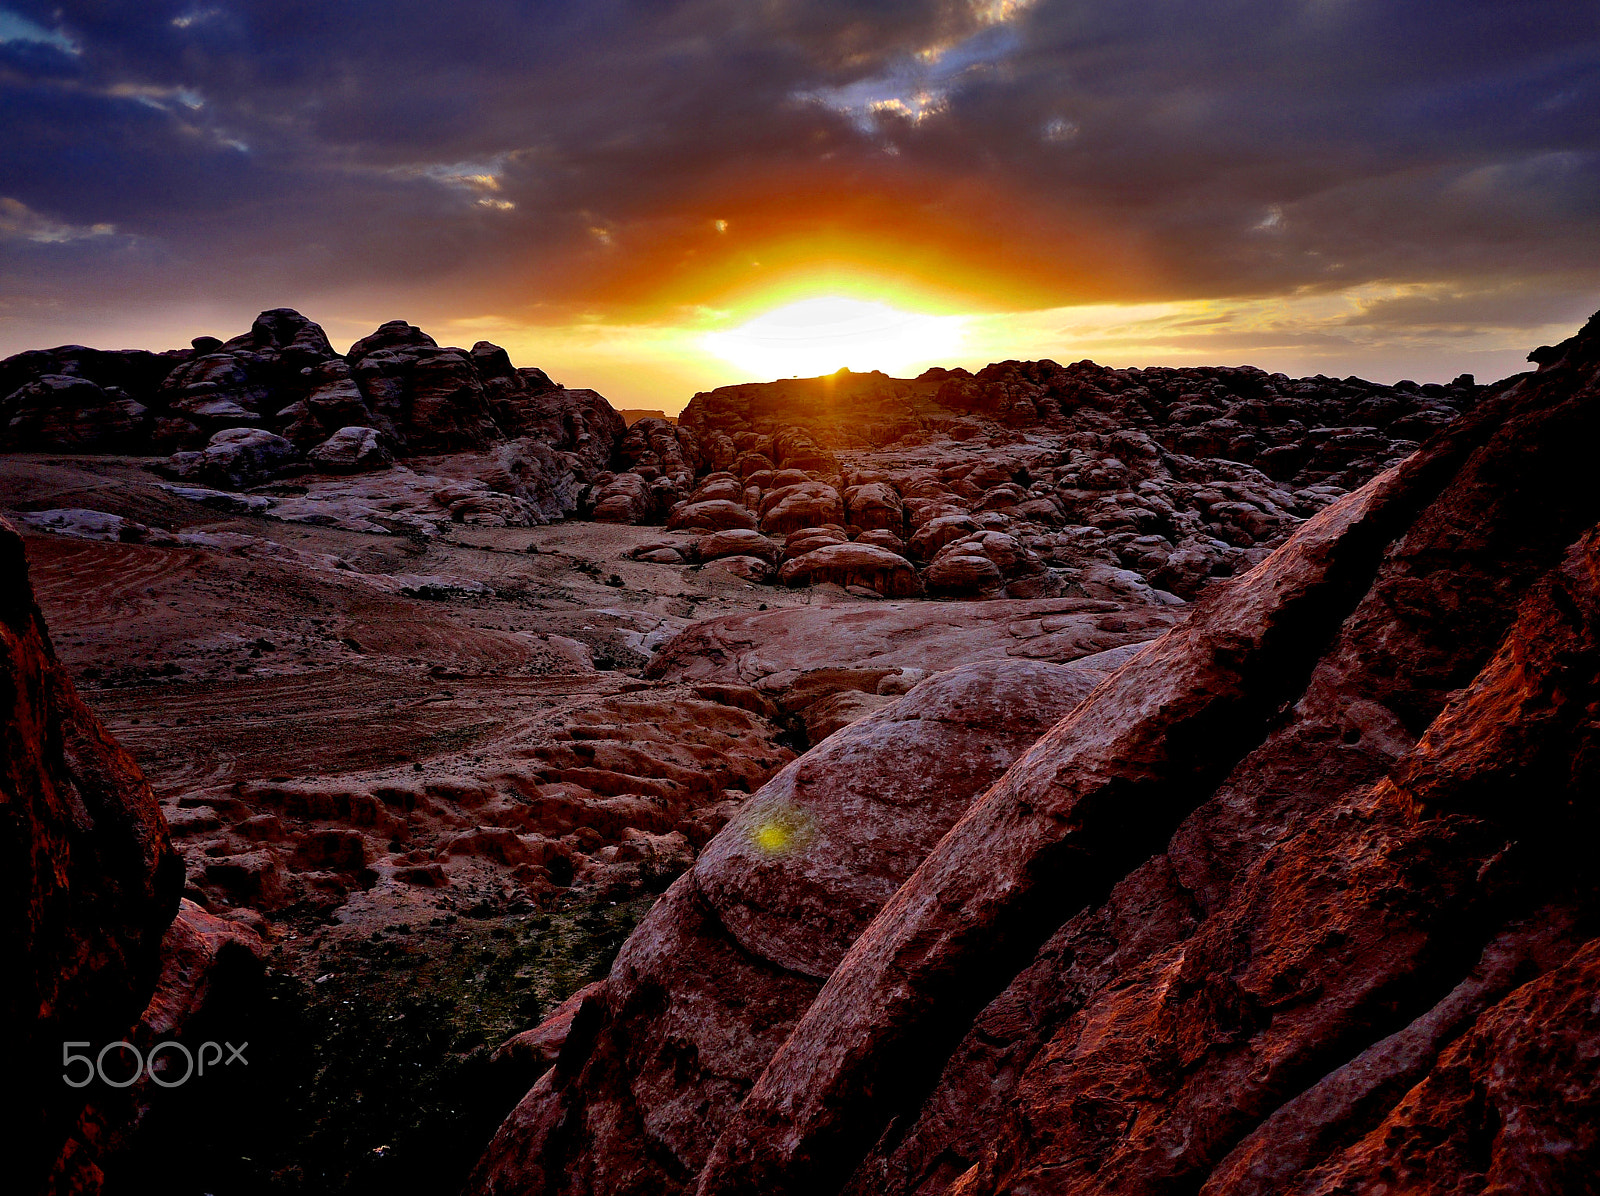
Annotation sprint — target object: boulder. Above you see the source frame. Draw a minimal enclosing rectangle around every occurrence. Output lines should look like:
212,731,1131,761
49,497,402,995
907,512,980,560
305,425,394,473
591,473,655,524
352,342,502,452
777,543,920,597
708,554,772,583
466,658,1116,1196
779,526,847,561
695,529,781,565
667,499,759,533
855,528,908,555
925,530,1060,599
689,473,745,504
759,482,845,535
843,482,904,534
0,374,150,452
161,427,300,490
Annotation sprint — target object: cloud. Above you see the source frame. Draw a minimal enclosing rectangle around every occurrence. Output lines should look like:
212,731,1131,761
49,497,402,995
0,196,118,242
0,0,1593,370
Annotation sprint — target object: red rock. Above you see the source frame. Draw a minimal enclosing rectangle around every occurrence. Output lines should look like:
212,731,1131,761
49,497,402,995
694,528,781,565
492,981,606,1086
907,512,980,559
707,554,771,582
667,499,759,532
843,482,904,534
645,595,1176,687
854,528,908,554
305,424,394,472
779,526,847,561
776,542,921,597
465,657,1115,1196
674,315,1600,1196
591,472,654,523
759,481,845,535
2,517,183,1192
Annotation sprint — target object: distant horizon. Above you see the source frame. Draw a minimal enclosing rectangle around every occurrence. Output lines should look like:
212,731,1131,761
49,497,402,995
3,2,1594,415
0,296,1578,418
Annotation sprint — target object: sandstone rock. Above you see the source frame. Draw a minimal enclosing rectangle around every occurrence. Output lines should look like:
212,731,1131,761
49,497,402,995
0,374,150,452
776,543,920,598
305,425,394,473
907,512,980,559
843,482,904,534
646,596,1177,688
620,417,700,487
3,517,182,1191
667,499,758,532
352,341,501,452
688,472,745,504
779,526,847,561
706,554,771,582
591,472,654,523
759,481,844,535
478,315,1600,1196
492,982,606,1089
854,528,908,554
17,508,173,545
925,530,1060,599
466,657,1115,1196
800,689,899,742
161,427,300,490
694,528,781,565
687,316,1600,1196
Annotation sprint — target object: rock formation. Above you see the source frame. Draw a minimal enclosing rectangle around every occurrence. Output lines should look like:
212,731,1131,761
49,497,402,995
1,308,1484,603
0,308,625,527
2,514,184,1191
595,359,1488,602
467,313,1600,1195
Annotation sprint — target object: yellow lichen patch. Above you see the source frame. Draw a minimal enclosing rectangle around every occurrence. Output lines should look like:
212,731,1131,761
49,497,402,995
746,801,815,856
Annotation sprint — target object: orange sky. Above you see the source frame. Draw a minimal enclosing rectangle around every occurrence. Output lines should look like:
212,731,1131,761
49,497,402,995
2,1,1596,408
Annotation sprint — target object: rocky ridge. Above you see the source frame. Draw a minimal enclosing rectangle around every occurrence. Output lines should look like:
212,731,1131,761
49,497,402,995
4,310,1483,604
0,308,623,529
467,314,1600,1196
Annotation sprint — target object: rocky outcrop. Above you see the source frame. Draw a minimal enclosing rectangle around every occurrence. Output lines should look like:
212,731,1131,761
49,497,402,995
471,314,1600,1196
776,542,921,597
467,656,1120,1195
0,310,626,523
2,516,184,1192
597,354,1484,601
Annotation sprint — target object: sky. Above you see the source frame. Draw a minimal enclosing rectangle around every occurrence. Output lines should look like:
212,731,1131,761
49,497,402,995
1,1,1597,410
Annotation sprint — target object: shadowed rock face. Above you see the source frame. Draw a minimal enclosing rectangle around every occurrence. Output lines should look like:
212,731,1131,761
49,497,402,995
469,313,1600,1195
466,656,1116,1195
0,310,626,527
1,516,183,1192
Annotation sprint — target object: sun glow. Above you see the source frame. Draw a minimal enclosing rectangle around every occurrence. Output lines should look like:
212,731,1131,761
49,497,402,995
702,296,966,380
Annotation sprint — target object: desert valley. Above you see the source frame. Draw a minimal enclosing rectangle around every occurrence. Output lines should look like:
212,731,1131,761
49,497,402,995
7,2,1598,1192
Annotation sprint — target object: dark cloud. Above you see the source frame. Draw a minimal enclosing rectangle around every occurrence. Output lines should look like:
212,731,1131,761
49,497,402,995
0,0,1596,344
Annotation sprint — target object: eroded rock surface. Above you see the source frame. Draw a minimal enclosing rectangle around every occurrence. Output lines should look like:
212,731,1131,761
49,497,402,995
468,656,1115,1195
2,516,183,1192
471,315,1600,1196
0,309,625,528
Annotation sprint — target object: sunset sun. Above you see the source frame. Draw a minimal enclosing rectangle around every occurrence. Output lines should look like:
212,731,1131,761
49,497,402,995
702,296,965,379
